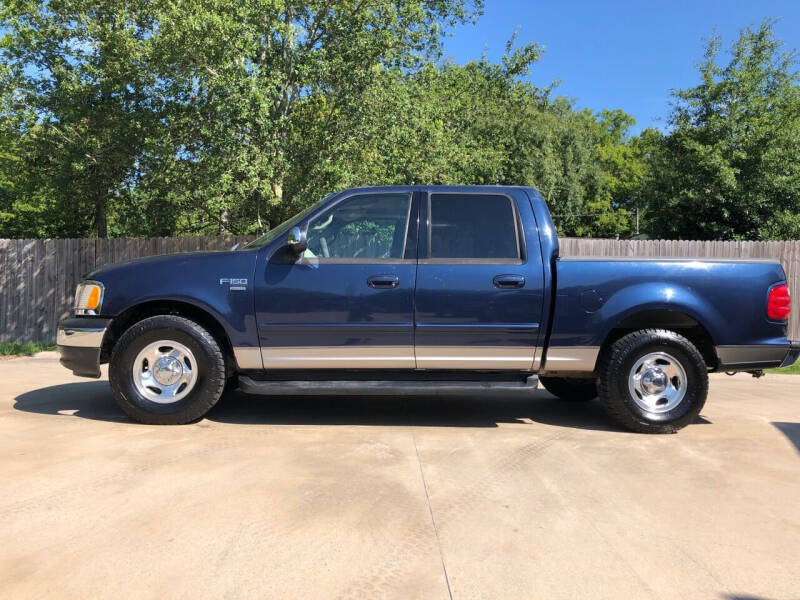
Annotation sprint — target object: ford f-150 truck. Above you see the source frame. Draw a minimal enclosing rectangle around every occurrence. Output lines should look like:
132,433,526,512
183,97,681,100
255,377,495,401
57,186,799,432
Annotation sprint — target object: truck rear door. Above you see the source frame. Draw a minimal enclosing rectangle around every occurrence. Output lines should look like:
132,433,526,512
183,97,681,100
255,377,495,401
413,189,545,370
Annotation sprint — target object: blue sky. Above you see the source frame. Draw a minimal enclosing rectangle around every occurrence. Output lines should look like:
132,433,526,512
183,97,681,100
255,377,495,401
442,0,800,133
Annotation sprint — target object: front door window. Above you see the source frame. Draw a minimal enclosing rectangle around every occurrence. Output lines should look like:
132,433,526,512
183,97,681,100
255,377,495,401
305,193,412,260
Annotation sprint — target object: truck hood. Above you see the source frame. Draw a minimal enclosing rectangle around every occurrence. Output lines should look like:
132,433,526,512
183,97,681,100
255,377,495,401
86,251,233,280
83,248,259,319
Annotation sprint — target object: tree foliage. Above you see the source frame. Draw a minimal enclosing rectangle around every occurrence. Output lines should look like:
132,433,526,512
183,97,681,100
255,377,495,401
1,7,798,241
644,20,800,240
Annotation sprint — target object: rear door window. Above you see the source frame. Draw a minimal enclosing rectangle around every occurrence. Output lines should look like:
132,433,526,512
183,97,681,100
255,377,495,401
428,193,520,260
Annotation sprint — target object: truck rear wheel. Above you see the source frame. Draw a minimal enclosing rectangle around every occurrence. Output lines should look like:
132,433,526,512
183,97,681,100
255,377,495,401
109,315,226,425
538,376,597,401
597,329,708,433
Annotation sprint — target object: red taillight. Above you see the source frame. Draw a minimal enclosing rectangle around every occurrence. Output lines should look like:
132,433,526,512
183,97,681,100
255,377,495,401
767,283,791,320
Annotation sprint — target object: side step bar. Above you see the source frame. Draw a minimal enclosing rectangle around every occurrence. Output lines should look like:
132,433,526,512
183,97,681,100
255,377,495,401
238,375,539,396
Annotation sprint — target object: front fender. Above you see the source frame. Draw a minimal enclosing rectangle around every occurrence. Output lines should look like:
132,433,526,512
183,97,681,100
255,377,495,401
90,249,260,350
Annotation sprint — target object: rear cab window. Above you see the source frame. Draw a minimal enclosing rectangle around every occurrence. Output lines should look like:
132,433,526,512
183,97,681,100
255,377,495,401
426,193,522,261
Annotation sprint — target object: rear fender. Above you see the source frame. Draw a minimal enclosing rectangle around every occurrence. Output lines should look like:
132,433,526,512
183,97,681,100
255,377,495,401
591,282,723,347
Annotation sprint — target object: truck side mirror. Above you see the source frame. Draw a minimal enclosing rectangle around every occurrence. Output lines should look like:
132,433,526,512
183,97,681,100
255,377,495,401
287,226,308,254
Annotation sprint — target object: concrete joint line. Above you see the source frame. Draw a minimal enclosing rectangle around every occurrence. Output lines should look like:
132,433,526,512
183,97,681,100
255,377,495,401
412,432,453,600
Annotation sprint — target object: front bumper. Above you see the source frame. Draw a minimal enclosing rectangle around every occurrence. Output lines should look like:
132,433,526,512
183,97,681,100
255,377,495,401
716,342,800,371
57,317,112,378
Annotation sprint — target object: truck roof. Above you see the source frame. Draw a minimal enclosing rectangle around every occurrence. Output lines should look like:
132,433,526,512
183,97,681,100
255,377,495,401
337,184,535,194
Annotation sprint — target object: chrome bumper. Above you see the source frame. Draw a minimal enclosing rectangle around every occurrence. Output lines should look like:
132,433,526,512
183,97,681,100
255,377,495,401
57,317,111,378
57,324,107,347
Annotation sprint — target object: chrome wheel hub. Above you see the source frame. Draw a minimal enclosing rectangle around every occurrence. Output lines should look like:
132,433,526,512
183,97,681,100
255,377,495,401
152,355,184,386
628,351,687,414
133,340,198,404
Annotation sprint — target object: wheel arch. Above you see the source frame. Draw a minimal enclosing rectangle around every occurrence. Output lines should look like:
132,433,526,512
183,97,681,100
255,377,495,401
101,299,235,372
599,309,718,370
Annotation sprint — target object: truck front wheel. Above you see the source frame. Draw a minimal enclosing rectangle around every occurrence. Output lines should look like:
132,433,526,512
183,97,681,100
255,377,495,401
597,329,708,433
109,315,227,425
538,376,597,401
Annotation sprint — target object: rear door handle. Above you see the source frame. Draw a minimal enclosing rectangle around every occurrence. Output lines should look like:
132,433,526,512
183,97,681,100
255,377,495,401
367,274,399,289
493,274,525,289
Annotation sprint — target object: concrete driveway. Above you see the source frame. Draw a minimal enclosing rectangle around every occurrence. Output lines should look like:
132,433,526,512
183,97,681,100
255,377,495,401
1,352,799,599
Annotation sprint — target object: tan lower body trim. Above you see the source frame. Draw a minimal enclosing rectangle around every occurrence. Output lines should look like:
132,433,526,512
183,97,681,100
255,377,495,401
415,346,536,370
542,346,600,372
240,345,538,370
233,347,264,370
260,346,415,369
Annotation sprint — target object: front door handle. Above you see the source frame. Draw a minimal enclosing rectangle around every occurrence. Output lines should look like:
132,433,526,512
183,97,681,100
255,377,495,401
493,274,525,289
367,274,399,289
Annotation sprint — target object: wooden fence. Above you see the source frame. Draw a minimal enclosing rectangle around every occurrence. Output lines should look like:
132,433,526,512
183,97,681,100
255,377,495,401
1,236,798,342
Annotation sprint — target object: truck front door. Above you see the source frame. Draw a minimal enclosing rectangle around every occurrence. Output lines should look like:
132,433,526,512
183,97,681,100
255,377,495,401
254,191,418,369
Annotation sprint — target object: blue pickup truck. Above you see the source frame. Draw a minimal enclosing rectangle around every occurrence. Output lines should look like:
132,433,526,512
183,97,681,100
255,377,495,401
57,186,798,432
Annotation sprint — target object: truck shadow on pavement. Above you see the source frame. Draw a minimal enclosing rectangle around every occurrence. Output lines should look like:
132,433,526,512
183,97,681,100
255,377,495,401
12,380,642,431
13,381,130,423
772,422,800,454
209,391,623,430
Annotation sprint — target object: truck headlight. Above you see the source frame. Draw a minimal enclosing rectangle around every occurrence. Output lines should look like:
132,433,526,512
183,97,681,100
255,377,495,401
74,281,105,315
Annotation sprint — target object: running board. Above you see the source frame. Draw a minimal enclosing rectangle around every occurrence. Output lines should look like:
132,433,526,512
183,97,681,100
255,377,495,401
238,375,538,396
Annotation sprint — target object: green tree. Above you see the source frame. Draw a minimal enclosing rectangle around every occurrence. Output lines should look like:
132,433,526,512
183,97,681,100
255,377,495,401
1,0,482,237
1,0,167,237
645,20,800,240
129,0,483,235
287,41,640,237
0,64,20,230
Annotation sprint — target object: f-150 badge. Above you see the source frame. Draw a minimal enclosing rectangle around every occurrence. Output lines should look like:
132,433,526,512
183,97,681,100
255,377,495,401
220,278,248,291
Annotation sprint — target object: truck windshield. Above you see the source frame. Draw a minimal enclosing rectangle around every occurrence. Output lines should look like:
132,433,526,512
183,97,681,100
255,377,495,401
243,193,335,249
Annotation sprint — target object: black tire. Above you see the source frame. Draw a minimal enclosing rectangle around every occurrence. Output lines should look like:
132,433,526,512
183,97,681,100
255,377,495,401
539,376,597,401
109,315,227,424
597,329,708,434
